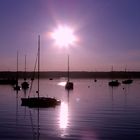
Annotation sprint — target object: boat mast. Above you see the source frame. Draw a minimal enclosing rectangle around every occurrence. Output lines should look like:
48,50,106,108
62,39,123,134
111,65,113,80
37,35,40,99
67,55,70,82
37,35,40,138
16,51,19,86
24,55,27,81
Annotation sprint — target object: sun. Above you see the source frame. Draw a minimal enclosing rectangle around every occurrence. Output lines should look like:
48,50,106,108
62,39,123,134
51,25,76,47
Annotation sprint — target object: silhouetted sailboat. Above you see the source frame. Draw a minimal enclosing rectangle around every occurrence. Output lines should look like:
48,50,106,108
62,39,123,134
108,66,120,87
14,51,21,91
122,79,133,84
21,55,29,89
21,35,61,108
122,68,133,84
109,80,120,86
65,55,73,90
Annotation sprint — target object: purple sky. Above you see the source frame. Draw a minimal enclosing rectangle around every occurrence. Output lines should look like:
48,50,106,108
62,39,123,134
0,0,140,71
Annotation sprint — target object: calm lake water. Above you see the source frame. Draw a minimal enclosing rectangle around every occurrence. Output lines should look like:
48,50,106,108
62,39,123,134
0,79,140,140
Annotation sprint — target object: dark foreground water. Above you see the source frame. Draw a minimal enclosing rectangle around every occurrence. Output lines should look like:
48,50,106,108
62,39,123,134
0,79,140,140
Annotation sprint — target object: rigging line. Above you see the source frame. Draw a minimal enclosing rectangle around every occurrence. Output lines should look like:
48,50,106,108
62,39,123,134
28,50,38,97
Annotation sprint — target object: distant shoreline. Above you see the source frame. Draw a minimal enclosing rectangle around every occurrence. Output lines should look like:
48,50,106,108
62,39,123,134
0,71,140,79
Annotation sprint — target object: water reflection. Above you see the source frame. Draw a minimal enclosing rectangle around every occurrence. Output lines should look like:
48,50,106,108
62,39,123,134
1,79,140,140
15,91,20,128
59,90,71,138
59,102,68,129
58,81,66,87
58,81,70,129
23,89,28,97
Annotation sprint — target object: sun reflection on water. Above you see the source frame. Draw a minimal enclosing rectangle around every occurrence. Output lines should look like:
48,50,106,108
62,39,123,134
59,102,69,129
58,81,66,87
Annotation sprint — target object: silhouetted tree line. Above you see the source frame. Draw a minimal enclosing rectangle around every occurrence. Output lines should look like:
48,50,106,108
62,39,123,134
0,71,140,79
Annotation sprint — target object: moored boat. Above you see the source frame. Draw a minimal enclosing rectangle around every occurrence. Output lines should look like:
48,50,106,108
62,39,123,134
65,81,73,90
122,79,133,84
13,51,21,91
108,80,120,86
21,35,61,108
21,55,29,89
21,97,61,108
65,55,73,90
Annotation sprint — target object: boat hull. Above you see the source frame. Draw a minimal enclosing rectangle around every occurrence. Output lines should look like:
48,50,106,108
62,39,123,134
108,80,120,87
21,97,61,108
65,81,73,90
13,85,21,91
122,79,133,84
21,81,29,89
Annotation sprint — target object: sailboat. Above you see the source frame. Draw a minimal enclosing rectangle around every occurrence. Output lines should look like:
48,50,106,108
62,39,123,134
21,55,29,89
122,79,133,84
21,35,61,108
108,80,120,86
65,55,73,90
122,68,133,84
13,51,21,91
108,66,120,87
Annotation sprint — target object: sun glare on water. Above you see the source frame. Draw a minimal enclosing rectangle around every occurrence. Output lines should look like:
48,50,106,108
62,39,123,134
59,102,69,129
51,25,76,47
